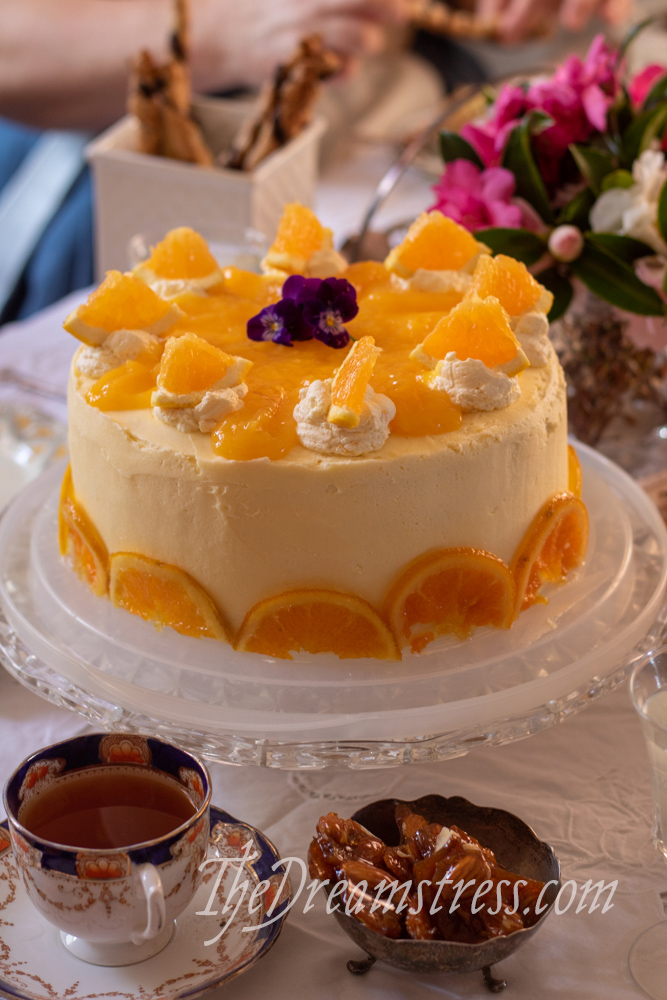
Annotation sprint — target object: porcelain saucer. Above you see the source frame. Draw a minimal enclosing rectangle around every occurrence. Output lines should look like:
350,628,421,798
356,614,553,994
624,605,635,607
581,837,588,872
0,805,292,1000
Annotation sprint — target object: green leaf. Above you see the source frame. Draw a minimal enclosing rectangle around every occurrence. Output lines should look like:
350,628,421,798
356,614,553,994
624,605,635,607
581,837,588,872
617,16,656,63
557,188,595,228
620,103,667,167
600,169,634,192
585,232,653,262
438,131,484,169
535,266,573,322
643,74,667,110
658,178,667,243
569,145,614,195
502,117,554,224
570,240,665,315
474,228,545,266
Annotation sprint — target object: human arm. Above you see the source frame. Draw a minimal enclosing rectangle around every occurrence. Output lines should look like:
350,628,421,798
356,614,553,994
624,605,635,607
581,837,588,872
476,0,632,43
0,0,408,131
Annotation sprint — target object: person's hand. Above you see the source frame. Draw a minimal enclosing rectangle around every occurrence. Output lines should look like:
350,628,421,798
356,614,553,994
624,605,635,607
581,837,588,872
192,0,410,91
476,0,633,43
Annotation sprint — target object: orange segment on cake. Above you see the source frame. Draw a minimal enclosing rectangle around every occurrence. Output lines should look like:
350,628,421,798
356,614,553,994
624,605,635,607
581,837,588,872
384,211,490,280
416,294,526,373
328,336,382,428
262,203,347,278
151,331,252,432
470,254,552,317
134,227,222,296
64,271,183,346
469,255,554,367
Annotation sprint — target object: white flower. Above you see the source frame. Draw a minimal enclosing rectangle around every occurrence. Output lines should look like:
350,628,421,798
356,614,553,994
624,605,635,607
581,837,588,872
590,149,667,256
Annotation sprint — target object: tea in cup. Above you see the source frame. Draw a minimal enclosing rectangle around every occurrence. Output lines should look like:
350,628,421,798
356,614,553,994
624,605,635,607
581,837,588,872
3,733,211,966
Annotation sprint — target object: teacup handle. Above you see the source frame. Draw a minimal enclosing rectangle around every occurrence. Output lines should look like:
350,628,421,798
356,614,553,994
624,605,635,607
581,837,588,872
130,863,166,945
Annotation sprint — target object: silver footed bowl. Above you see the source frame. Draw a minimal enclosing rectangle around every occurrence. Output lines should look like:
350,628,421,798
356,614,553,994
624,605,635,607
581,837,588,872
331,795,561,989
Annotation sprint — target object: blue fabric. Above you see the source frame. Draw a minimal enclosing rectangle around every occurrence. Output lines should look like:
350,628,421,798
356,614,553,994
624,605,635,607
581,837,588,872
0,117,94,325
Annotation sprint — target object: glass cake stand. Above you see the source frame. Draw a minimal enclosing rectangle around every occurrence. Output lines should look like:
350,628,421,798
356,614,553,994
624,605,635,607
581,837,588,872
0,443,666,769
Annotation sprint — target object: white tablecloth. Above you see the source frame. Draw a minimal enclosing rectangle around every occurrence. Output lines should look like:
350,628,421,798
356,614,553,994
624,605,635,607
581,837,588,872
1,158,667,999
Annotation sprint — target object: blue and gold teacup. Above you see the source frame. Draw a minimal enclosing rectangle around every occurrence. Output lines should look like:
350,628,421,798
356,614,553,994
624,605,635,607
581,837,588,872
3,733,211,966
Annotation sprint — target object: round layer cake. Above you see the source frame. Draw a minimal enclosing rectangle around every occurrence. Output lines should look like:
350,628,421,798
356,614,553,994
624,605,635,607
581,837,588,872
61,212,584,658
68,350,567,627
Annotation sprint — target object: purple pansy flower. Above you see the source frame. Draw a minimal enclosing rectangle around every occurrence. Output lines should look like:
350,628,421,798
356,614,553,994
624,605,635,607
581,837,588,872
301,277,359,349
246,298,302,346
246,275,359,349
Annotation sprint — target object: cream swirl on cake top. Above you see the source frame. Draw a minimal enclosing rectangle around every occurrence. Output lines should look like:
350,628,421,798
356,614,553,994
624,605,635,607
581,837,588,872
151,333,252,434
133,227,223,299
261,203,347,278
411,293,529,412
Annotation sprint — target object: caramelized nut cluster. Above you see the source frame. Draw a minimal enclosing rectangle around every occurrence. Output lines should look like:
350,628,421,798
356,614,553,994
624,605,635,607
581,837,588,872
308,805,547,942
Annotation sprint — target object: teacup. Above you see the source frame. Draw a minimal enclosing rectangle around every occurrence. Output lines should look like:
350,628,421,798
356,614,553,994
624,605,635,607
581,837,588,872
3,733,211,966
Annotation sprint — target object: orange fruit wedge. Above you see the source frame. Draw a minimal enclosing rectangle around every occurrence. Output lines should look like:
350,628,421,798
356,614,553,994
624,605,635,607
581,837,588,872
568,444,583,499
235,588,400,660
510,492,589,614
415,294,528,374
328,336,382,428
59,465,109,597
263,203,332,274
470,255,552,317
385,212,487,278
86,360,158,411
135,227,221,286
385,547,515,651
64,272,183,346
155,332,252,400
109,553,230,640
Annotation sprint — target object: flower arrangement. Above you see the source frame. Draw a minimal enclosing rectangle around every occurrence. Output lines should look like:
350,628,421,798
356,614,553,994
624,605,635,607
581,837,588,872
434,32,667,322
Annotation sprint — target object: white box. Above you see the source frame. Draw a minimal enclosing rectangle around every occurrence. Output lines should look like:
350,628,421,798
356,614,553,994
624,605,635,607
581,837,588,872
86,97,326,278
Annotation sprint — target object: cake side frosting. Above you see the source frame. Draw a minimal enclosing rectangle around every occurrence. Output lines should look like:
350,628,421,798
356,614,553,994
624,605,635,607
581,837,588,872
67,345,568,631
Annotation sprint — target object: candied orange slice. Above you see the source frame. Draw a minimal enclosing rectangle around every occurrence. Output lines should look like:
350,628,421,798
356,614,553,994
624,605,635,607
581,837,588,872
510,493,589,614
235,589,400,660
470,255,552,317
417,293,528,374
155,332,245,398
64,272,182,345
59,465,109,597
568,445,583,499
138,227,220,282
264,204,330,273
385,212,487,278
109,553,229,640
86,360,157,411
328,336,381,428
384,547,516,652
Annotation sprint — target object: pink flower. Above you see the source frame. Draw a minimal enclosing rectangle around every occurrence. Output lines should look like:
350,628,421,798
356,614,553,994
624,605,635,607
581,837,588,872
460,35,618,192
461,84,527,167
629,65,667,108
430,159,525,230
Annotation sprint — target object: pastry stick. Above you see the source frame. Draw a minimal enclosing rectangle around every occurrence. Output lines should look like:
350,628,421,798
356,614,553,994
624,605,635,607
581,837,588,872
128,0,213,166
227,35,342,172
